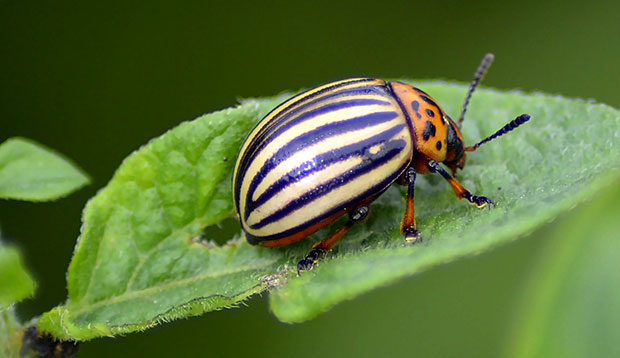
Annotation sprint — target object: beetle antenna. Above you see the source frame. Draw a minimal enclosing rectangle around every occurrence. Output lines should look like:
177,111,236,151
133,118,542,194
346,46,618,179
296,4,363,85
457,53,494,128
465,114,531,152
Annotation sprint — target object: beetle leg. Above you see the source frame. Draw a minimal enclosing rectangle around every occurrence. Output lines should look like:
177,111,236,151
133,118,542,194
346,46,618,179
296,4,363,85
400,167,422,244
426,160,495,208
297,205,369,274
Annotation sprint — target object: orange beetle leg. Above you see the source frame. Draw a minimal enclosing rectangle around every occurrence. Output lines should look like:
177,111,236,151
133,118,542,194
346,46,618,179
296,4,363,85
297,205,370,275
427,160,495,208
399,167,421,244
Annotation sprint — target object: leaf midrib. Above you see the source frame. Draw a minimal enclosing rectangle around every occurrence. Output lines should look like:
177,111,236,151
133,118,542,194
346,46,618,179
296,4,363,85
71,257,277,317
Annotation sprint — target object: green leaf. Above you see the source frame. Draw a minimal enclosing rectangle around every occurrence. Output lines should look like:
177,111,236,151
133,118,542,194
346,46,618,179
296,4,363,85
0,244,36,358
38,98,289,341
0,137,90,201
0,245,36,309
504,176,620,358
39,82,620,340
1,307,25,358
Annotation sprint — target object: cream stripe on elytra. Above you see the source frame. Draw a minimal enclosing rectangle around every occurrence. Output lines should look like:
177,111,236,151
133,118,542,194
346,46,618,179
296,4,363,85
245,156,363,229
244,102,398,198
261,79,383,124
245,129,411,237
238,101,398,215
249,118,399,202
247,98,394,174
233,78,384,191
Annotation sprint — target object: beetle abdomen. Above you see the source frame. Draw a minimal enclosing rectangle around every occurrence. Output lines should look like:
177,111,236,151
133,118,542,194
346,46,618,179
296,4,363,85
233,78,414,244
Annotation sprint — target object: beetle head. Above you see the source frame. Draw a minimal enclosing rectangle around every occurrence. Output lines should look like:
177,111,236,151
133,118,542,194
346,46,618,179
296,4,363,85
443,115,467,175
442,53,531,176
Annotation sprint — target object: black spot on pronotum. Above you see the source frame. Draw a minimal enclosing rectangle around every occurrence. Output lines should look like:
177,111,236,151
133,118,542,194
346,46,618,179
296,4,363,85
436,141,442,150
426,109,435,117
414,87,430,96
419,94,447,122
422,121,436,141
419,95,436,106
411,100,421,118
223,157,228,162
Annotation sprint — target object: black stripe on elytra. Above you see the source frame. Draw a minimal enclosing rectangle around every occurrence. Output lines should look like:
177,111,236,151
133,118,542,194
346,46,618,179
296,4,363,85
244,160,404,242
243,111,400,217
248,137,407,229
250,93,391,156
245,163,402,242
247,123,406,216
236,85,391,188
235,96,392,205
245,80,383,158
254,79,376,137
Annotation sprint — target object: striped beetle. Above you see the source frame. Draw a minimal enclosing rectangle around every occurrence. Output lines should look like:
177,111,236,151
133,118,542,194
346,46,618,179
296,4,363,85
233,54,531,273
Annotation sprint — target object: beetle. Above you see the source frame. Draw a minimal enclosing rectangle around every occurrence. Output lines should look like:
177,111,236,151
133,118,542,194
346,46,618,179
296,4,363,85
233,53,531,273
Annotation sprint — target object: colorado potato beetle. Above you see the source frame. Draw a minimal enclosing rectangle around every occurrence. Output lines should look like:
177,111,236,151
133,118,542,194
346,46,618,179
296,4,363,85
233,54,531,273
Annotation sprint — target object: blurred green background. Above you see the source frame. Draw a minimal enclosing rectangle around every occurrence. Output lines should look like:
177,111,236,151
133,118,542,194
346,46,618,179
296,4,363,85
1,0,619,357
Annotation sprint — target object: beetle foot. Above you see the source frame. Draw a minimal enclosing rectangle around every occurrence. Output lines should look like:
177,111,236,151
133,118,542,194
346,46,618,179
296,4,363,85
404,228,423,245
297,247,327,275
466,193,495,208
297,258,316,274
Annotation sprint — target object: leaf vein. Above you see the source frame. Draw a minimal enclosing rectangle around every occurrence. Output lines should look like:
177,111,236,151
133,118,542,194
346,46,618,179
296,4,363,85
72,258,276,317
